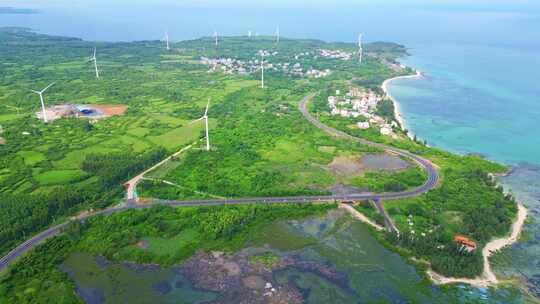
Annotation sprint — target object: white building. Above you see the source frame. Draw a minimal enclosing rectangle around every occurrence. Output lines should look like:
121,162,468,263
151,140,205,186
357,122,370,129
340,109,350,117
380,126,392,136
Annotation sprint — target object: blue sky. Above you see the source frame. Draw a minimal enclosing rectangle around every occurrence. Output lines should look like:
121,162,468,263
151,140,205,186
3,0,538,10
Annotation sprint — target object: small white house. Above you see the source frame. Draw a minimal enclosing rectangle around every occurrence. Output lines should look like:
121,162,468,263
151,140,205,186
350,111,361,118
380,126,392,136
357,122,370,129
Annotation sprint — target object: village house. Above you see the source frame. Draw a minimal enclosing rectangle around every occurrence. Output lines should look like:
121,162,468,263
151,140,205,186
380,126,393,136
357,121,370,129
454,235,477,253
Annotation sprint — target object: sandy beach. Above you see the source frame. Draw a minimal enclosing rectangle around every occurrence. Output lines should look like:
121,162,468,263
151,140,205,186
381,71,528,288
427,203,528,287
381,70,422,138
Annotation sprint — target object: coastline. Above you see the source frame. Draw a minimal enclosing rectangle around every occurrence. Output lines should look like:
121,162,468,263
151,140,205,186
427,203,528,287
380,70,529,289
381,70,422,139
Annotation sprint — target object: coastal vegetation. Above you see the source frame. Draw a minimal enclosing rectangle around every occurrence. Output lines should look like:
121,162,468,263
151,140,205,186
0,26,520,301
0,203,333,303
310,84,517,278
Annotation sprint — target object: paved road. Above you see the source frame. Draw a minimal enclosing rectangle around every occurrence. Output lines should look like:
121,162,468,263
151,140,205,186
0,94,439,273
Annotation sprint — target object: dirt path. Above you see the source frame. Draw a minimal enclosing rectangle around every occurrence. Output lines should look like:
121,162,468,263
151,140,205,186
124,141,198,202
339,203,385,231
427,203,528,287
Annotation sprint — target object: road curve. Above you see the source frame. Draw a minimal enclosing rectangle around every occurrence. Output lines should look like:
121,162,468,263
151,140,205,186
0,94,439,273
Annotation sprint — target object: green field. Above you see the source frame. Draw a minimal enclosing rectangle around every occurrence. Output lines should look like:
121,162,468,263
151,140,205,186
34,169,88,185
0,27,520,302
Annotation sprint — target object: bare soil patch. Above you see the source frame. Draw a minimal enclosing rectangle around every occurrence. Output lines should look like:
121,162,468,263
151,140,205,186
326,156,364,177
87,104,128,116
361,153,410,171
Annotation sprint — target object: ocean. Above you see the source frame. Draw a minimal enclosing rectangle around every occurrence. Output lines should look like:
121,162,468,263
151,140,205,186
1,1,539,301
387,42,540,297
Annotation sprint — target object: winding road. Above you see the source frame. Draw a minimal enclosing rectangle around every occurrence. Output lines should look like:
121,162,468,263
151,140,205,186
0,94,439,272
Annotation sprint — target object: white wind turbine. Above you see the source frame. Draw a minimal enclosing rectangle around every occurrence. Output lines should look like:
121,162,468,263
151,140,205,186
248,30,252,38
275,25,280,43
213,30,218,47
89,47,100,79
164,30,170,50
260,52,265,89
191,98,211,151
358,33,363,64
31,82,55,123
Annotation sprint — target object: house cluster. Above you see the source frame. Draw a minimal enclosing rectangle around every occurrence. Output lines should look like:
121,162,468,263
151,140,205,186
305,68,332,78
327,88,396,136
200,57,253,75
293,51,312,60
200,51,332,79
387,62,408,72
319,49,354,60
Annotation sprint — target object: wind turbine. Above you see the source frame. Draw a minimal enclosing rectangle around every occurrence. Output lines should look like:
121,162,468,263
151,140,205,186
358,33,363,64
248,30,252,38
191,98,211,151
275,25,280,43
31,82,55,123
213,30,218,47
164,30,170,50
260,52,265,89
89,47,100,79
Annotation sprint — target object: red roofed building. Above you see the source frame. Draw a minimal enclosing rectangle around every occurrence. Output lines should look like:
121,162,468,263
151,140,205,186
454,235,477,253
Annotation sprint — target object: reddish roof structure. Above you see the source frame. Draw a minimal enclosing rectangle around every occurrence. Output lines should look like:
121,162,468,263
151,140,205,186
454,235,477,249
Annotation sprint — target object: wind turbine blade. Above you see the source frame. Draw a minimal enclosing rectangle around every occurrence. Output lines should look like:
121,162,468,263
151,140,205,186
189,117,205,125
41,82,55,93
204,99,210,116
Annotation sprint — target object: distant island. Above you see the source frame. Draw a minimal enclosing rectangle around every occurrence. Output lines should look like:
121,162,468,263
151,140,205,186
0,7,39,15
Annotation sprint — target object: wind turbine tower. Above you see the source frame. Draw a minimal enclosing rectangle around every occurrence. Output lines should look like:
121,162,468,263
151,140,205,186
260,52,265,89
276,26,280,43
248,30,252,38
89,47,100,79
164,30,170,50
204,99,210,151
214,30,219,47
191,98,211,151
358,33,363,64
31,82,55,123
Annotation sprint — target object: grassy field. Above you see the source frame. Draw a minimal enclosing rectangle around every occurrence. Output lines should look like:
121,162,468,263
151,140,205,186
0,28,520,299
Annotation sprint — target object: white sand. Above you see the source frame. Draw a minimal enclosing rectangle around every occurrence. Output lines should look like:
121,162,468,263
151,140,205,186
428,203,528,287
380,69,528,288
381,70,422,139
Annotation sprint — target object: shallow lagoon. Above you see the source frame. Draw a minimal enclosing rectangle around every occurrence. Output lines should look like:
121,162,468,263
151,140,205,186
62,210,526,303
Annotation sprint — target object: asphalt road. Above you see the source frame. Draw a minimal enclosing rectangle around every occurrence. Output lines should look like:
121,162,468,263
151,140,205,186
0,94,439,273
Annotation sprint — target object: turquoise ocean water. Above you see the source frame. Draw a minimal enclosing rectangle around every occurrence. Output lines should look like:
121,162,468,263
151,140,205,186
388,43,540,296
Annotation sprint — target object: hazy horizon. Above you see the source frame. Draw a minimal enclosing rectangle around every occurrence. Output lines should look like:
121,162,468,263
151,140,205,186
1,1,539,51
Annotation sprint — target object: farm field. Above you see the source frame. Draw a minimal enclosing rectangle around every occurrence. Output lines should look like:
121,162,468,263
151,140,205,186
0,27,523,302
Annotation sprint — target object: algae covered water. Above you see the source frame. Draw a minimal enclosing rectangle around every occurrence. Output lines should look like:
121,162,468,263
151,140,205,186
62,210,526,303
